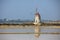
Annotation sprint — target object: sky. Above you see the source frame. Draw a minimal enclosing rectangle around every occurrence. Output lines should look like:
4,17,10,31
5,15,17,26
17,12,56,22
0,0,60,20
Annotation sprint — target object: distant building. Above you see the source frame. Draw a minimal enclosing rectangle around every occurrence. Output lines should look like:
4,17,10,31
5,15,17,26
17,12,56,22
4,18,8,21
34,8,41,24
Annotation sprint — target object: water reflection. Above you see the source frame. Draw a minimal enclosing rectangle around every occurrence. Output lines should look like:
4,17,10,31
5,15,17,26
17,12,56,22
0,26,60,40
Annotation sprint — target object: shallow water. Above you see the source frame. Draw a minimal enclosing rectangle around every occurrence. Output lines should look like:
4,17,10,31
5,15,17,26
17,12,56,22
0,26,60,40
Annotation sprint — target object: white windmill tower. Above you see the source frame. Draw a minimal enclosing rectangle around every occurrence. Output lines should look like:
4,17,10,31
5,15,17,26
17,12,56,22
34,8,41,25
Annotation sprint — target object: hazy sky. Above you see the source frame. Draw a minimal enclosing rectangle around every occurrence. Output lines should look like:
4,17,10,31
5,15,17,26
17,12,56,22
0,0,60,20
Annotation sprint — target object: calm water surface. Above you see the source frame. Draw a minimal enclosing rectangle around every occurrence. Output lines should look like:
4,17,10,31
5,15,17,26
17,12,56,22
0,26,60,40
